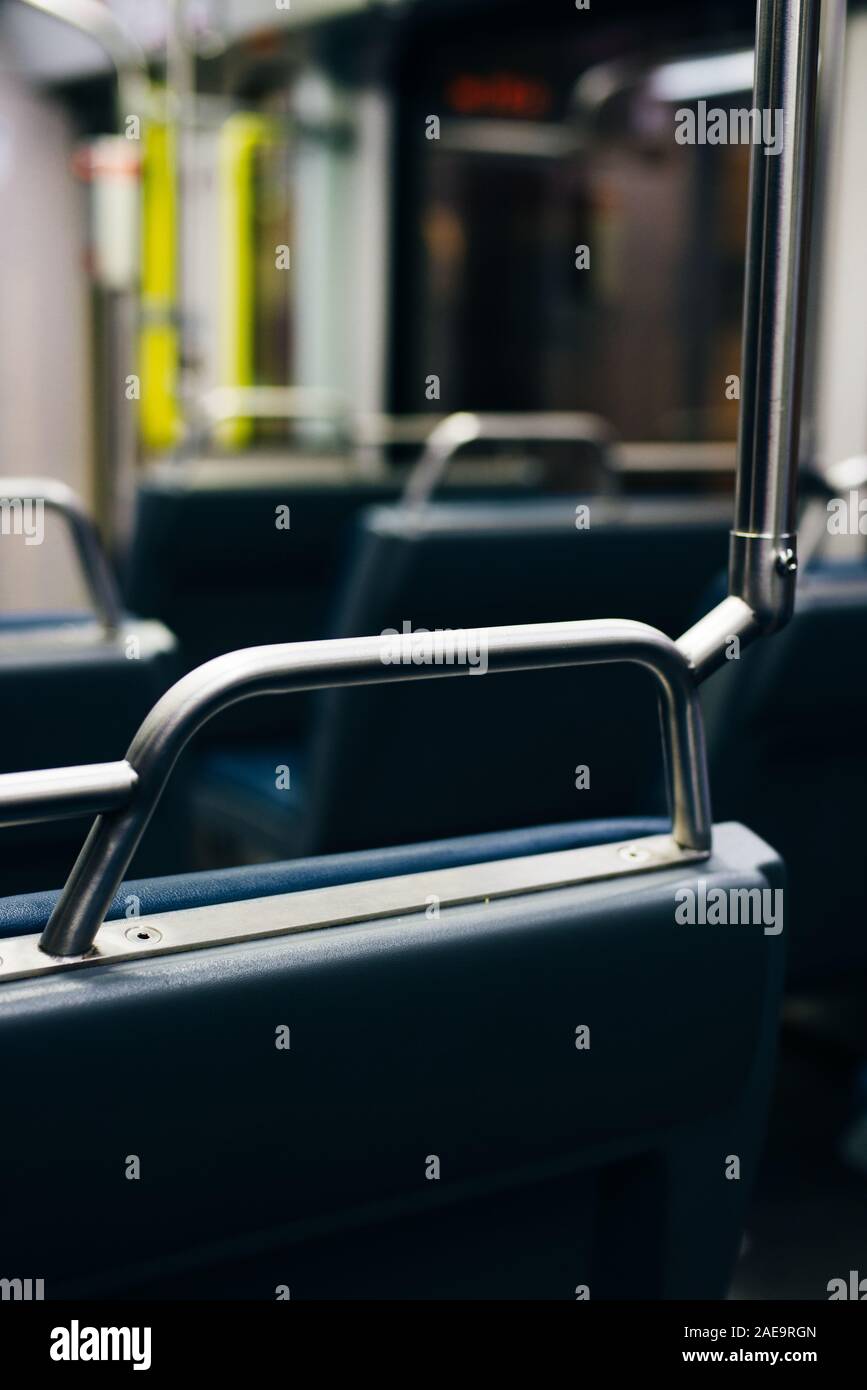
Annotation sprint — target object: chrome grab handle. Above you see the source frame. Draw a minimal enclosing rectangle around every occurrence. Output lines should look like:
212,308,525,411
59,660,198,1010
0,477,123,632
403,411,615,508
0,618,711,958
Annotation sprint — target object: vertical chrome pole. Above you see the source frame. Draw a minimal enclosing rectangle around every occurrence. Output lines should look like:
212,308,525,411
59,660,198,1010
679,0,824,677
730,0,823,630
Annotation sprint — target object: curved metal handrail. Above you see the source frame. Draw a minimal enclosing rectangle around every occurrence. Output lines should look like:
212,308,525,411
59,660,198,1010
0,477,123,632
403,412,616,509
22,618,711,958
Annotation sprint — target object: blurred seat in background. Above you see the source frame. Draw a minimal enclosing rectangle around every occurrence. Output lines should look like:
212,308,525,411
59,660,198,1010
189,489,732,862
122,415,613,863
0,479,186,895
702,552,867,985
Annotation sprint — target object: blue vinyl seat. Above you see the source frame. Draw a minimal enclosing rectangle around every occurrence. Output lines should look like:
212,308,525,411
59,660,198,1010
0,815,786,1299
190,496,731,861
701,557,867,982
123,464,538,750
0,611,186,895
123,469,403,744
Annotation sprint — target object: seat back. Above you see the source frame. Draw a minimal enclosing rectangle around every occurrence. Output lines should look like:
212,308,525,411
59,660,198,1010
0,612,786,1297
702,558,867,982
302,496,730,852
0,815,784,1299
0,616,184,895
0,0,819,1293
123,462,539,744
124,465,397,672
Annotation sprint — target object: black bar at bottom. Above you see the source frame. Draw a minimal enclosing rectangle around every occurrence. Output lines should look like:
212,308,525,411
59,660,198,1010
0,1299,862,1375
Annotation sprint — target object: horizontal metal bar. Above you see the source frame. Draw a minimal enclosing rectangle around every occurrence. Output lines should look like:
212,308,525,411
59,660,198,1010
0,477,123,632
183,386,356,467
0,762,137,828
403,412,615,507
613,442,737,475
0,832,701,984
32,618,711,959
196,385,350,432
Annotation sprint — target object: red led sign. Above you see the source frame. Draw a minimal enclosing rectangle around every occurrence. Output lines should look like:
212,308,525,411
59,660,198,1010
445,73,554,120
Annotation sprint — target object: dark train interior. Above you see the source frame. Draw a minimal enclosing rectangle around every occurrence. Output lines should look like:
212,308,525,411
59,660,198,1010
0,0,865,1330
